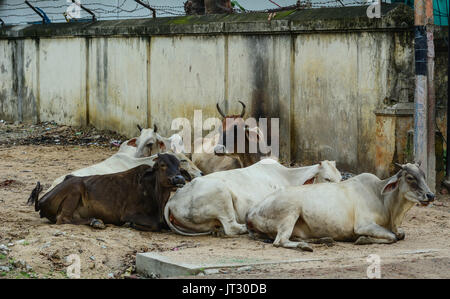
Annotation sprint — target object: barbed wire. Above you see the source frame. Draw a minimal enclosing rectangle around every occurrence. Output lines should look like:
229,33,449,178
0,0,188,22
0,0,447,25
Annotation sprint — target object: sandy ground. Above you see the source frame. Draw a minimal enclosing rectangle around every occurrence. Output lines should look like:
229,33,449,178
0,123,449,279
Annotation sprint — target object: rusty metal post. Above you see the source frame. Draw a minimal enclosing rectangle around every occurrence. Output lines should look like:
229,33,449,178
446,4,450,189
134,0,156,18
425,0,436,191
414,0,428,181
414,0,436,191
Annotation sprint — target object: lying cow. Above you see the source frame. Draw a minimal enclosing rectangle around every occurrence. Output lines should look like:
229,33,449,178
245,163,434,251
44,151,202,193
27,154,186,231
164,159,341,236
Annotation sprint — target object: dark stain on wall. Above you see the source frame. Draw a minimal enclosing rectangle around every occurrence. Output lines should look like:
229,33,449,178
248,36,281,148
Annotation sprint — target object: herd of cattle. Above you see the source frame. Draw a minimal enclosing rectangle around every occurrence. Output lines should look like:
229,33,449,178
25,102,435,251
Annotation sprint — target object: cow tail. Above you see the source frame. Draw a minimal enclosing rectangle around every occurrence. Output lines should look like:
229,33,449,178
164,203,211,236
26,182,43,211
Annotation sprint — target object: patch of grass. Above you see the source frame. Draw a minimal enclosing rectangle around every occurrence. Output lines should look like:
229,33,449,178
59,270,68,278
20,271,31,278
0,254,6,260
22,241,30,246
0,272,6,277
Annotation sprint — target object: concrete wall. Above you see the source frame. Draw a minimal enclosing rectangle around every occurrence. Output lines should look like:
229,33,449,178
0,4,447,174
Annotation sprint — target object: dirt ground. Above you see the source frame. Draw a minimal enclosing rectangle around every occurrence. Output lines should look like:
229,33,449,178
0,121,449,279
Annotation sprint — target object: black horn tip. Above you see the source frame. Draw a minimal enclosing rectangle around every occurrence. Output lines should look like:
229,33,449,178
394,162,404,169
239,100,246,117
153,124,158,133
137,124,143,132
216,102,226,118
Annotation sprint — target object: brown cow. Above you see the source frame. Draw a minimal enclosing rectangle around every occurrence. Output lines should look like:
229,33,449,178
192,101,268,174
27,153,187,231
216,100,267,167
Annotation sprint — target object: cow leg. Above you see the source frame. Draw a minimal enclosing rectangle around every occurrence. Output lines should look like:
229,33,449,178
292,237,335,247
125,214,161,232
273,215,313,252
354,223,397,245
69,217,106,229
55,192,82,225
216,216,247,236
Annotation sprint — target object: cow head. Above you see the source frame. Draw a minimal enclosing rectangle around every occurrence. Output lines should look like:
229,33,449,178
381,162,435,206
150,153,186,190
314,161,342,184
172,152,203,180
133,124,166,158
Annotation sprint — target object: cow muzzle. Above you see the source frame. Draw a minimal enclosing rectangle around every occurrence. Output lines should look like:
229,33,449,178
170,175,186,187
418,192,435,206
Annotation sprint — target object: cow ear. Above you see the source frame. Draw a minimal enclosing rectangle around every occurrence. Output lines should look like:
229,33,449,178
127,138,137,147
180,168,192,182
158,141,166,151
381,176,399,195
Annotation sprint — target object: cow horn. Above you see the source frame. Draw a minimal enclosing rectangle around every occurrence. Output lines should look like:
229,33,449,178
238,101,246,118
216,102,226,118
416,160,422,167
137,124,143,132
153,124,158,133
394,162,404,170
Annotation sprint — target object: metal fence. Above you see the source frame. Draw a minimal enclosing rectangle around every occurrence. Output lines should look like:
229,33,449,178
0,0,383,25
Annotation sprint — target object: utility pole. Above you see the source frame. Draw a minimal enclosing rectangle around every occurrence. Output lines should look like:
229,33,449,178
446,4,450,190
414,0,435,191
425,0,435,191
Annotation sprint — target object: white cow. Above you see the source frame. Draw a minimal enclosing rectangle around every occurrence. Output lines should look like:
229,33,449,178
164,159,342,236
245,163,435,251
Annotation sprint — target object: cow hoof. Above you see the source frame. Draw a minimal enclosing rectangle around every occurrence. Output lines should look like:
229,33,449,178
354,236,371,245
90,219,105,229
298,243,313,252
395,231,405,241
320,237,335,247
212,228,225,238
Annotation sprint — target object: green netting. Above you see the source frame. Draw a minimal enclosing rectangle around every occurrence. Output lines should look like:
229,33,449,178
392,0,449,25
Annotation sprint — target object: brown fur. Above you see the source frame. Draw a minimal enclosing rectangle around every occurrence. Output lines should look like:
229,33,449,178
29,154,186,231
